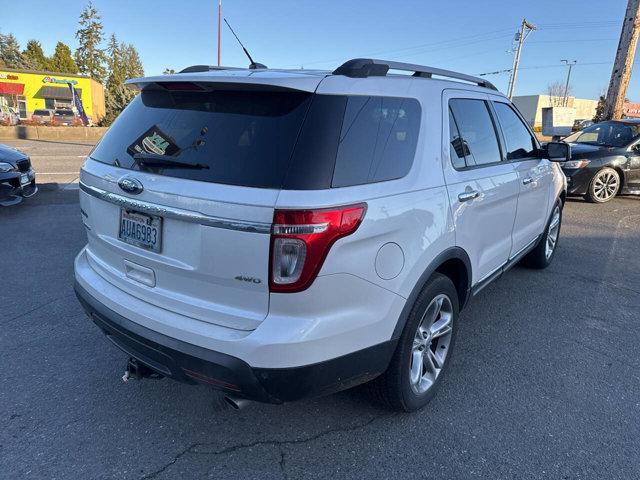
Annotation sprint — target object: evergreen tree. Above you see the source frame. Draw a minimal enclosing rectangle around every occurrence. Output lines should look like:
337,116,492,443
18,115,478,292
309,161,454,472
74,0,107,82
122,44,144,79
22,40,50,71
593,95,606,123
49,42,79,74
102,37,144,126
0,33,27,69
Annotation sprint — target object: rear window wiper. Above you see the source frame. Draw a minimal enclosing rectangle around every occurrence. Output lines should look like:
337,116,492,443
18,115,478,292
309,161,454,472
132,153,209,170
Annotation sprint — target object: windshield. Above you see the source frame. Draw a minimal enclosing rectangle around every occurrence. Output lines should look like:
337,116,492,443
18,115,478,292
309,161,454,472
55,110,74,116
564,122,640,147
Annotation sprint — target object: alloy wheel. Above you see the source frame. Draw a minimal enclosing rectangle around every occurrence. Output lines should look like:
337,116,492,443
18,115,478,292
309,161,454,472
410,294,453,394
545,205,561,260
593,171,619,201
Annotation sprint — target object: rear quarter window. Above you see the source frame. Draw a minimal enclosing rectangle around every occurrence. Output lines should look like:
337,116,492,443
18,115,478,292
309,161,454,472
331,96,421,187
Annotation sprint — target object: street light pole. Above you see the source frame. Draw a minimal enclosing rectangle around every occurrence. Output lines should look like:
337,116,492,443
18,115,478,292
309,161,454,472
507,18,536,100
561,60,577,107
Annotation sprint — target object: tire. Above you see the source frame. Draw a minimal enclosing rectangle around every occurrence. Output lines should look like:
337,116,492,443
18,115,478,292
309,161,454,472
522,200,562,269
585,167,620,203
367,273,459,412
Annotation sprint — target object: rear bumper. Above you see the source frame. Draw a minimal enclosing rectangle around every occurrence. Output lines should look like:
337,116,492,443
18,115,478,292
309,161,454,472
75,280,396,403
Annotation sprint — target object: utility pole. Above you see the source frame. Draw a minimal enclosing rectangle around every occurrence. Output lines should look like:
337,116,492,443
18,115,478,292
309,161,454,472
604,0,640,120
561,59,577,107
507,18,536,100
217,0,222,66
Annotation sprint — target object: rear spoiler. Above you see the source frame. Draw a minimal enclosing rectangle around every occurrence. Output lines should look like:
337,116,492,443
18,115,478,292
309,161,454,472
125,73,324,94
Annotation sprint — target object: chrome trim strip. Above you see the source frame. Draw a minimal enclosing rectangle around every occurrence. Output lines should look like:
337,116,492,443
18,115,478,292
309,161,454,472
79,182,271,234
508,237,538,262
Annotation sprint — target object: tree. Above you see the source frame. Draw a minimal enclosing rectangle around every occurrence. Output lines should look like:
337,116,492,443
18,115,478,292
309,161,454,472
0,33,27,69
163,68,176,75
122,44,144,79
593,95,607,122
102,36,144,126
547,81,572,107
74,0,107,82
22,40,50,71
50,42,79,74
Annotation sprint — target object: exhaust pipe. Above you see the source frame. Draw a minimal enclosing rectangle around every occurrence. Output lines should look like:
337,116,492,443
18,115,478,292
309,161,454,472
223,395,252,410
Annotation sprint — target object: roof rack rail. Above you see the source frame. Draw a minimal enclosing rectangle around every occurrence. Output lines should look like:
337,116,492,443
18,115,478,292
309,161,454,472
178,65,245,73
332,58,497,91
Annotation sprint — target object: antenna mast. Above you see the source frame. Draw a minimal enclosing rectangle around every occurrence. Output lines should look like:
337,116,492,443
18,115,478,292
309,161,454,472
217,0,222,66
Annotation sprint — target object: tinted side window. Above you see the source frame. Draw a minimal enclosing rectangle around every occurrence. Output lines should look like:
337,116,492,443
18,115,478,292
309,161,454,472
448,108,467,169
331,96,421,187
449,99,501,167
493,102,536,160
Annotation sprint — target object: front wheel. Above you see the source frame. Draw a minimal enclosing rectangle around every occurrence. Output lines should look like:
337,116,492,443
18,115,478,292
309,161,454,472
585,167,620,203
522,200,562,269
366,273,459,412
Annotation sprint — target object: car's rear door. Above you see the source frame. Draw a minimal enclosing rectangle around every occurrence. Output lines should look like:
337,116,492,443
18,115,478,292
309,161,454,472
490,98,553,256
79,82,317,331
442,90,519,286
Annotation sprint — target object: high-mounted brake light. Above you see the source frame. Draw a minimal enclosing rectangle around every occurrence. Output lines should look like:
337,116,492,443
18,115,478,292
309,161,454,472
269,204,367,293
158,82,205,91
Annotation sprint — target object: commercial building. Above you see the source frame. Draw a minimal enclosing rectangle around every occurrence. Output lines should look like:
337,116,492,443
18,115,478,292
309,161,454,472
0,68,105,124
512,95,598,129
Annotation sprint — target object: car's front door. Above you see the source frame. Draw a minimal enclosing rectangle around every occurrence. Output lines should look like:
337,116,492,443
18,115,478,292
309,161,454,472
490,99,554,256
625,141,640,190
442,91,519,286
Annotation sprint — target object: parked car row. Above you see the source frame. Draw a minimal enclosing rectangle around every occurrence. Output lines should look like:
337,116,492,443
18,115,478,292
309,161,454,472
0,107,86,126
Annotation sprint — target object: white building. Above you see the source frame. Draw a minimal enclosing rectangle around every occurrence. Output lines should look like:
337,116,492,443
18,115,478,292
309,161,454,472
512,95,598,129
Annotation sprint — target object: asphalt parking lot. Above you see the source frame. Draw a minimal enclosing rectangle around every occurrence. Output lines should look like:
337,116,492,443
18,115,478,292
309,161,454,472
1,143,639,479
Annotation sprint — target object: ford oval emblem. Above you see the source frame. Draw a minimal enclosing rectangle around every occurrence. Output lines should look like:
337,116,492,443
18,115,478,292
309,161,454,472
118,176,144,195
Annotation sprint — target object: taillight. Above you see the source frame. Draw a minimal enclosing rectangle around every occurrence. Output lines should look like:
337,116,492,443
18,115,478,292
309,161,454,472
269,203,367,293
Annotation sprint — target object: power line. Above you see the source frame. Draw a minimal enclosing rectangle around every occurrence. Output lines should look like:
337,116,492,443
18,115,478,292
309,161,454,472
478,61,613,76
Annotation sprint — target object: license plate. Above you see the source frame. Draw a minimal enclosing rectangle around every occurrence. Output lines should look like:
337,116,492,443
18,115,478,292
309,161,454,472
20,174,29,185
118,209,162,252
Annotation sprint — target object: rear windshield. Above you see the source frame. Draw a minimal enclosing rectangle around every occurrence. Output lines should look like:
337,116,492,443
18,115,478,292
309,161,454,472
91,87,421,189
33,110,50,116
55,110,74,116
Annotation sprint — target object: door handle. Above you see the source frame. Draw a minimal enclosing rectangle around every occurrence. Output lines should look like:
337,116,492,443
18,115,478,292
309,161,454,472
458,190,480,202
522,177,534,185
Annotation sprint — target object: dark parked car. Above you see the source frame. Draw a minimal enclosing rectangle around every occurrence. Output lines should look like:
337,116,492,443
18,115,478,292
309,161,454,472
53,108,78,126
562,119,640,203
0,144,37,206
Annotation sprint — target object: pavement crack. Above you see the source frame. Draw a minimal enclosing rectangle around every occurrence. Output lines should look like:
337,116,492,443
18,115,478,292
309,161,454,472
141,412,395,479
279,445,288,480
0,294,76,327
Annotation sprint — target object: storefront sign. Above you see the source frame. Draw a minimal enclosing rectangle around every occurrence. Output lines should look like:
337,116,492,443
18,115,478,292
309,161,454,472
0,73,19,80
623,102,640,118
43,76,78,85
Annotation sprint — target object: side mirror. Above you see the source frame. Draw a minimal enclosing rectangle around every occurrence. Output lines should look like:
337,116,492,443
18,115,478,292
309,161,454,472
545,142,571,162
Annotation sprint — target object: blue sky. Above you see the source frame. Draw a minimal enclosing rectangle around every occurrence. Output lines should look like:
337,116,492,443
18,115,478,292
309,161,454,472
2,0,638,100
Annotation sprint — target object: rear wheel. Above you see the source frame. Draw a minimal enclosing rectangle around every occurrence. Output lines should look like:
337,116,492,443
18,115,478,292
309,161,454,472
585,167,620,203
367,273,458,412
522,200,562,269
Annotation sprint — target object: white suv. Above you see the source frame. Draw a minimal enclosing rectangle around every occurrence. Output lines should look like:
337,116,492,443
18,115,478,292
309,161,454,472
74,59,569,411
